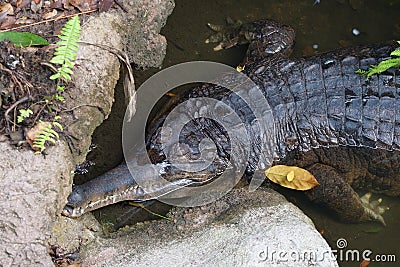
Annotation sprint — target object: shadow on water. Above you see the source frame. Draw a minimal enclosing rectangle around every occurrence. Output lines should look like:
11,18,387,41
83,0,400,266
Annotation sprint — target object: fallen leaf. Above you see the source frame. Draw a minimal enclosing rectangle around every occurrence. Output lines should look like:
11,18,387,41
25,121,52,151
15,0,30,13
265,165,319,190
15,17,36,25
42,9,58,20
0,31,49,48
0,15,16,30
68,0,98,12
99,0,114,12
31,0,43,13
0,3,13,27
0,3,14,16
49,0,63,9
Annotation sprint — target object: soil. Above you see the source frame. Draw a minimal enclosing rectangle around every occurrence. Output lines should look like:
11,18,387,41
0,1,109,152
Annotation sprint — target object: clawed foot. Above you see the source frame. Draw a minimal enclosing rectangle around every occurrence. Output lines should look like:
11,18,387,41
205,17,254,51
360,192,389,226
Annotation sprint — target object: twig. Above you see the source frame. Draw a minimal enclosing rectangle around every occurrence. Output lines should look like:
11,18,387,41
0,64,25,94
32,103,48,125
77,41,136,121
0,9,98,33
114,0,128,12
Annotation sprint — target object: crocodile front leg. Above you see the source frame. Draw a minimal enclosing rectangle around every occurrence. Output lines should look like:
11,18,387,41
305,163,387,225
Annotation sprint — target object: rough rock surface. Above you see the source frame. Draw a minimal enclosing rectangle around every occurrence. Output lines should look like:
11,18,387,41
76,188,338,267
0,1,174,265
0,142,74,267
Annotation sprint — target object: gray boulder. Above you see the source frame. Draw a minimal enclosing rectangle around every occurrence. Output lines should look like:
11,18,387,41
77,188,338,267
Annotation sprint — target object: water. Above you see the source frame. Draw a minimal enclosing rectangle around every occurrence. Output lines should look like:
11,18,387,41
88,0,400,266
159,1,400,266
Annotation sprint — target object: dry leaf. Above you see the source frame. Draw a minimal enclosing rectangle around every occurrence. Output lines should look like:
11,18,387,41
0,3,14,27
0,15,16,30
0,3,14,16
99,0,114,12
68,0,98,12
25,121,52,151
15,17,35,25
42,9,58,20
30,0,43,13
265,165,319,190
15,0,30,12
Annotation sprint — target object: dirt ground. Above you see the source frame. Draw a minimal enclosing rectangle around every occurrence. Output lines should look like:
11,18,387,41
0,1,108,152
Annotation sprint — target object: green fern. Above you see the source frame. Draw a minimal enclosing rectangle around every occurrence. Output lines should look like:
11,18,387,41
50,15,81,81
356,41,400,78
17,108,33,123
32,117,63,154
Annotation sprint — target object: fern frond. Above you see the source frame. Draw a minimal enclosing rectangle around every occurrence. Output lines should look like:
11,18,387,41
50,15,81,81
356,42,400,79
390,49,400,57
30,118,63,154
364,58,400,77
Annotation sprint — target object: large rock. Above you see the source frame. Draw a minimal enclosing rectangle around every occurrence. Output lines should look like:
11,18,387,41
77,188,338,267
0,1,174,265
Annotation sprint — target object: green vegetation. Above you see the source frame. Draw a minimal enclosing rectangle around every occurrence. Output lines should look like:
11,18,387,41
356,41,400,78
17,109,33,123
31,117,63,154
0,31,48,48
47,14,81,106
49,15,81,81
15,15,81,153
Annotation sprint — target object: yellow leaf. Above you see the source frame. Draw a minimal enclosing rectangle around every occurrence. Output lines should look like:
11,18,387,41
265,165,319,190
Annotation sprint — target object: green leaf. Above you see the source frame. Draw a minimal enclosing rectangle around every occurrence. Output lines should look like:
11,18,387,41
17,108,33,123
52,121,63,131
0,32,49,48
390,49,400,57
49,15,81,82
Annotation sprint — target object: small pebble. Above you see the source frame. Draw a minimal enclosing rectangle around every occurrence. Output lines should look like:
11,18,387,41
312,44,319,49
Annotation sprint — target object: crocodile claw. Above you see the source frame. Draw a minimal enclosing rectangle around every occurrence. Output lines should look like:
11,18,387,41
205,18,252,51
360,192,389,226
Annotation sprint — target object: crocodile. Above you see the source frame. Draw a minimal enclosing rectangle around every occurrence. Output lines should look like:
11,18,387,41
63,19,400,224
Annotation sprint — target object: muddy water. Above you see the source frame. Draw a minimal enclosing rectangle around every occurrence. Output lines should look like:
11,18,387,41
86,0,400,266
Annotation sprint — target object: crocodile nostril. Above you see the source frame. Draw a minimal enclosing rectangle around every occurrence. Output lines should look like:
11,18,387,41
61,205,74,216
